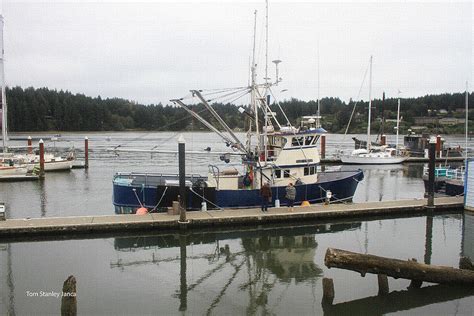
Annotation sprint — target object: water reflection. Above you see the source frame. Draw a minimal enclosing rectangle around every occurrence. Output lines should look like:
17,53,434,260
112,222,361,313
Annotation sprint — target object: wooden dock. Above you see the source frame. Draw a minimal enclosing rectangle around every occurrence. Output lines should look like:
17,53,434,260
0,174,39,182
0,197,463,238
321,157,465,164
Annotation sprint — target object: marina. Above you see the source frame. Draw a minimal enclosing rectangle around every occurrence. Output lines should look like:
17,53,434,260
0,1,472,315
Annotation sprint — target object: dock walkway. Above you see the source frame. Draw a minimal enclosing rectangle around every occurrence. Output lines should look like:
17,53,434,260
0,197,463,238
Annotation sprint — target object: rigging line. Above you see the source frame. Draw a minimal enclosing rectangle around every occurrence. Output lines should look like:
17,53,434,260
205,87,251,103
189,187,224,211
112,107,211,149
342,61,370,143
268,88,291,126
218,89,251,105
200,86,249,96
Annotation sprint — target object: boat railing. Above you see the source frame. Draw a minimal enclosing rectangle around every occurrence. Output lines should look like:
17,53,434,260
114,171,203,187
208,165,220,189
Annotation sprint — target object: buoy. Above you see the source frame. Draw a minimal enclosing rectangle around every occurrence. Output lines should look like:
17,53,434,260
301,201,310,207
136,207,148,215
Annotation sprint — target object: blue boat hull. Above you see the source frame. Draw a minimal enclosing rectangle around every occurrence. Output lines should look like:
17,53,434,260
113,169,364,213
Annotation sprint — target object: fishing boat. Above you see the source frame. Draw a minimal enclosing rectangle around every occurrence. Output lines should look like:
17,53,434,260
341,56,408,165
112,8,363,213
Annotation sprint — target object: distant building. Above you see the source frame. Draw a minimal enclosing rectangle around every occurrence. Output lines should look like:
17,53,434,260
438,109,448,115
439,118,466,125
414,117,438,125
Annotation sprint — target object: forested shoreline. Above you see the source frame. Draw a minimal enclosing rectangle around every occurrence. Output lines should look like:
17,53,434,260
5,86,473,134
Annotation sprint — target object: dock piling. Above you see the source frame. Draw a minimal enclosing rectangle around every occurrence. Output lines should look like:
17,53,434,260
60,275,77,316
436,135,441,158
322,277,335,306
321,135,326,159
84,136,89,169
178,135,188,225
39,139,45,178
27,136,32,154
380,134,386,146
427,138,436,207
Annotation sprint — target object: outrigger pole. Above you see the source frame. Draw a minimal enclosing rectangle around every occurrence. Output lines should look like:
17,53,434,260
191,90,248,154
171,98,249,155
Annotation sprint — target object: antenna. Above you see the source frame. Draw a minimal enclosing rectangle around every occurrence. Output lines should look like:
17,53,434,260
272,59,281,85
316,40,321,128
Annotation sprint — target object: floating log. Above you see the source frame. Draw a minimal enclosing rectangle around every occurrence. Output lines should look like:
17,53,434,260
61,275,77,316
324,248,474,285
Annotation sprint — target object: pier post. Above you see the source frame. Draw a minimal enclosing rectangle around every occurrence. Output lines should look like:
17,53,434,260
321,135,326,159
39,139,45,178
178,135,188,225
60,275,77,316
84,136,89,169
322,277,335,306
377,274,389,295
27,136,32,154
427,138,436,207
436,135,441,158
380,134,386,146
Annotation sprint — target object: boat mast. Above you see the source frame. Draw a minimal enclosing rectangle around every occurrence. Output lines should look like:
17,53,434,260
396,90,401,154
0,15,7,154
263,0,269,163
466,81,469,159
251,10,260,154
316,40,321,129
367,56,373,151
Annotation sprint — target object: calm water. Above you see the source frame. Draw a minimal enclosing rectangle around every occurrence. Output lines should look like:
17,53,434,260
0,132,473,315
0,213,472,315
1,131,470,218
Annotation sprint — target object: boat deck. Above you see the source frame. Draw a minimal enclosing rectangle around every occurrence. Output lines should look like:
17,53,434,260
0,197,463,238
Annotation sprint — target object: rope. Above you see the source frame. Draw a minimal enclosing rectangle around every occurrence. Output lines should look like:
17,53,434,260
150,187,168,212
189,187,224,211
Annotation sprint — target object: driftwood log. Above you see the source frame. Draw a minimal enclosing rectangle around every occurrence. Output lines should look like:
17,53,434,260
61,275,77,316
324,248,474,285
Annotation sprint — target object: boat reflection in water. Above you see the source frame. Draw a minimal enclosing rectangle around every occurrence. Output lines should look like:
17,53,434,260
111,222,360,313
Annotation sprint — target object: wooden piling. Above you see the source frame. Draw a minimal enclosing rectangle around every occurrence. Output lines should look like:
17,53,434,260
427,138,436,207
321,135,326,159
322,277,335,305
27,136,32,154
61,275,77,316
377,274,389,295
84,136,89,169
39,139,45,178
178,135,187,224
380,135,386,146
435,135,441,157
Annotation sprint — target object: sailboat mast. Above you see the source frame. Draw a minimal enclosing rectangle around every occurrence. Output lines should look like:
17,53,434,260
466,81,469,159
396,93,401,153
316,41,321,129
367,55,373,151
0,15,7,154
263,0,269,163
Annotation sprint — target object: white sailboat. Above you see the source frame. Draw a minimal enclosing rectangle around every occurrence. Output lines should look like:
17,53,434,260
341,56,408,165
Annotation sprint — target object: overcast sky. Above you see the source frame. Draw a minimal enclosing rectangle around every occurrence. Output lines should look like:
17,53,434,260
1,0,472,105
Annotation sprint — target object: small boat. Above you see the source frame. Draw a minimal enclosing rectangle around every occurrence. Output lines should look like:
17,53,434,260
422,166,464,195
14,152,74,172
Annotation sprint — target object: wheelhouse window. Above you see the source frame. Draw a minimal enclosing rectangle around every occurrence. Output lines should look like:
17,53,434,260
291,137,304,147
284,170,290,178
274,169,281,178
304,167,309,176
305,136,314,145
310,166,316,174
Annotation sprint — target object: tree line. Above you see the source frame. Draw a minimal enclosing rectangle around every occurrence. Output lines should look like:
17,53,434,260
6,86,473,134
